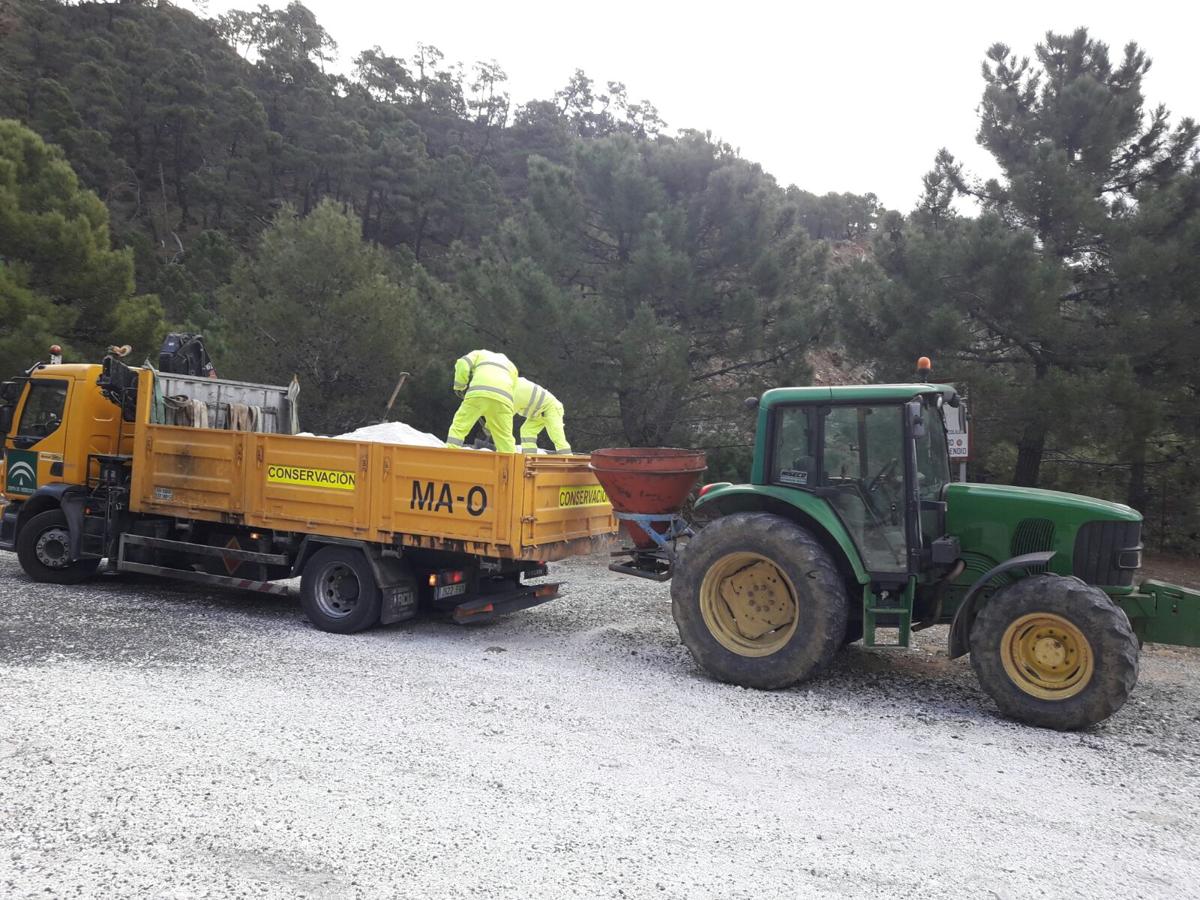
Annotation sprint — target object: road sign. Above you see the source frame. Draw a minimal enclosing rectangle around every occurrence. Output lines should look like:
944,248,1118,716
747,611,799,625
943,402,970,462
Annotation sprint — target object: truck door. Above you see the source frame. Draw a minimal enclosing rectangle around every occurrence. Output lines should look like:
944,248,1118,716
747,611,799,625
4,378,72,497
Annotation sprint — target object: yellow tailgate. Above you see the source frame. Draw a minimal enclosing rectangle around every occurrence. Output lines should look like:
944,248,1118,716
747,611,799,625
521,455,617,558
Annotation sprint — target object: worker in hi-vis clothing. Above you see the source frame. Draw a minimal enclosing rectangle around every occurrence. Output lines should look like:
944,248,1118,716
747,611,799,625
446,349,518,453
514,377,571,454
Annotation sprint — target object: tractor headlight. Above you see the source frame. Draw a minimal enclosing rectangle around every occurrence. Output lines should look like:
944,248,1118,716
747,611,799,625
1117,548,1142,570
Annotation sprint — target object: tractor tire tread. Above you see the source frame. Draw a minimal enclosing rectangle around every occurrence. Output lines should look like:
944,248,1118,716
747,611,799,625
969,572,1139,731
671,512,848,690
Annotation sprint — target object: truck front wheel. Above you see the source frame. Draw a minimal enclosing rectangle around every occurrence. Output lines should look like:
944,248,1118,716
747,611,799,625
16,508,100,585
300,546,382,634
671,512,849,690
969,573,1139,730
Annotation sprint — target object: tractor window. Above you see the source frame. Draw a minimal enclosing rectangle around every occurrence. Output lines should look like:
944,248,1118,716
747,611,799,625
915,400,951,502
822,405,907,573
769,406,818,487
16,381,68,440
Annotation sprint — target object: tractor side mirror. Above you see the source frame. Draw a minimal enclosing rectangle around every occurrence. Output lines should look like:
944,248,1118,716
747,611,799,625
744,396,760,411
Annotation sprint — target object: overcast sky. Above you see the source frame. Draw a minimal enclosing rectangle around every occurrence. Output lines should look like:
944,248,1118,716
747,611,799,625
196,0,1198,211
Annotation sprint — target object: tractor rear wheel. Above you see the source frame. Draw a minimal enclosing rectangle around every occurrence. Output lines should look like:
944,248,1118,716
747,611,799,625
671,512,849,690
969,573,1139,730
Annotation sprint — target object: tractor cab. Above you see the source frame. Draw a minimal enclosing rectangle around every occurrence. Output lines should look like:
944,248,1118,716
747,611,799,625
760,383,961,586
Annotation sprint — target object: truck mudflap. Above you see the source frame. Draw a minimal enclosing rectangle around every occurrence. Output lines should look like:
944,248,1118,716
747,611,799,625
1119,580,1200,648
451,581,562,624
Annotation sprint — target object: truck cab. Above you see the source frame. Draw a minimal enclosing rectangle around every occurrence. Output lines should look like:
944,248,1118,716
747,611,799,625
1,364,130,501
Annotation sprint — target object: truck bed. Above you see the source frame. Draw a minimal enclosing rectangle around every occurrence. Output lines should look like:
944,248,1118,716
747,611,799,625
127,374,616,561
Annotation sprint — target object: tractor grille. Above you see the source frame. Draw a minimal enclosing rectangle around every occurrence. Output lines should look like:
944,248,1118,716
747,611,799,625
1011,518,1056,573
1073,520,1142,587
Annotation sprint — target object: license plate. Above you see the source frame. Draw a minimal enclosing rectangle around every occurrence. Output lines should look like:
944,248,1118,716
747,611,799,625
435,582,468,599
524,565,549,580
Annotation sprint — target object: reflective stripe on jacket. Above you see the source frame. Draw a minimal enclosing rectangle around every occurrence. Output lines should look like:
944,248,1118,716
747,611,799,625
453,350,518,406
514,377,559,419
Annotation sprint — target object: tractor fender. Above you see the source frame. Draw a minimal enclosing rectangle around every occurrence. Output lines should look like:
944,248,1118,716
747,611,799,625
4,484,90,558
695,483,869,587
947,551,1057,658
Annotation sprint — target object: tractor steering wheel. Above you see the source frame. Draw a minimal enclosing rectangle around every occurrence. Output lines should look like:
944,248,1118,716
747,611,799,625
866,457,899,493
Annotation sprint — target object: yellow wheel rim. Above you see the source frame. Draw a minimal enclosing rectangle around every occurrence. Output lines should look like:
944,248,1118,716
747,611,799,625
699,552,798,657
1000,612,1094,700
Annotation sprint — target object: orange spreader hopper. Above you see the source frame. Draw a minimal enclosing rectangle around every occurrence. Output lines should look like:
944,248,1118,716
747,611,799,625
589,448,707,579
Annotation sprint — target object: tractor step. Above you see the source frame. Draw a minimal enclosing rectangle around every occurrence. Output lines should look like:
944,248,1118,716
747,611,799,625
862,581,915,649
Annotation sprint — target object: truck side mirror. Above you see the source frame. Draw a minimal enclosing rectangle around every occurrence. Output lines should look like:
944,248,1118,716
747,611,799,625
0,405,12,436
744,396,760,411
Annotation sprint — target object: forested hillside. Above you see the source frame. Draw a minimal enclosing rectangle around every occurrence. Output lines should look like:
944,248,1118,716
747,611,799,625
1,1,1198,548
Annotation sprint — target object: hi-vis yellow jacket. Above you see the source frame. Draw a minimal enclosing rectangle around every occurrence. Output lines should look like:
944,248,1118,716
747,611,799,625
453,350,518,409
514,377,560,419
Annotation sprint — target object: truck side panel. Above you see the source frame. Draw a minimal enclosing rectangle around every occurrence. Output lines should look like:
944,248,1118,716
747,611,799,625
251,433,372,533
129,373,616,560
372,442,513,547
522,456,615,551
136,425,245,516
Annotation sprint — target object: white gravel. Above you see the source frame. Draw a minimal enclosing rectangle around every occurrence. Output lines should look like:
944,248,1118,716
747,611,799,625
1,552,1198,898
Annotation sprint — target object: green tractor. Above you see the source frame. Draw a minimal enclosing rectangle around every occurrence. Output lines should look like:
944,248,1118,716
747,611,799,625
603,376,1200,730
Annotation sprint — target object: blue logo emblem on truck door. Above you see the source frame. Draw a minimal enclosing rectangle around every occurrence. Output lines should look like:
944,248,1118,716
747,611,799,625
5,449,37,495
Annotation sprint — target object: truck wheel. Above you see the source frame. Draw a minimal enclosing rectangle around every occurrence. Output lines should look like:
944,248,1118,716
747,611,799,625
16,509,100,585
671,512,848,690
969,573,1139,730
300,546,382,634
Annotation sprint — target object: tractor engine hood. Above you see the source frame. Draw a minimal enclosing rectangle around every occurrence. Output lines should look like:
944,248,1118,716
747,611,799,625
945,482,1143,589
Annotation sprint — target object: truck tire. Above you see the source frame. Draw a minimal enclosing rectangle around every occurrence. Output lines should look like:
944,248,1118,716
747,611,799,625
671,512,849,690
969,573,1139,730
300,546,382,634
16,508,100,585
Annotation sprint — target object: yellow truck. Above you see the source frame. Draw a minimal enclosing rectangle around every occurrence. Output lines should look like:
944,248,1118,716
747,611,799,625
0,355,616,632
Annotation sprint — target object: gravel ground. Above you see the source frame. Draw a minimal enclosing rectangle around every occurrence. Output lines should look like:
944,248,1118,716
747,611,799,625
2,552,1199,899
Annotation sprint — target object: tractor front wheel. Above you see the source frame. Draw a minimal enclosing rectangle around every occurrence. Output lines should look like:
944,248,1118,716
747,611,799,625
671,512,849,690
969,573,1139,730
